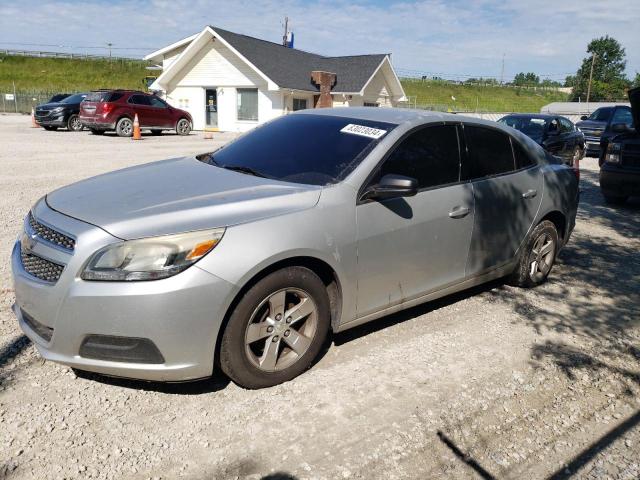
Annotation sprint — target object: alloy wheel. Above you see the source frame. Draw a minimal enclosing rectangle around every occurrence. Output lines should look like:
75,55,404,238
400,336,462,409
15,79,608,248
69,116,83,131
118,119,133,137
244,288,318,372
177,119,191,135
528,233,555,282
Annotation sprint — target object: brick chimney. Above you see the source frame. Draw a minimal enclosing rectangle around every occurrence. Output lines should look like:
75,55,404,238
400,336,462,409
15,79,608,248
311,71,336,108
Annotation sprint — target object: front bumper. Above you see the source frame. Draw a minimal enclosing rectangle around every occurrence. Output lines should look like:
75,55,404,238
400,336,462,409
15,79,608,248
11,201,239,382
600,164,640,197
35,115,66,127
584,136,602,155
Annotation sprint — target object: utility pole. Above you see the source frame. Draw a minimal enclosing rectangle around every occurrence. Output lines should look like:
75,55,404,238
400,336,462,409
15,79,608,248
500,53,505,85
282,17,289,47
586,52,597,105
107,42,113,61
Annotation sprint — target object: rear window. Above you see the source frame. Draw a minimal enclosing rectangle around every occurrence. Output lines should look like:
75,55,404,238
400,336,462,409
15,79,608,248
84,91,124,102
498,116,547,143
198,114,396,186
463,125,515,179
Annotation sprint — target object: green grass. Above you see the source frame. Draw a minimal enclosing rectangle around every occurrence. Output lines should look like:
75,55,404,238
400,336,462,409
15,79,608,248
400,79,570,113
0,55,150,94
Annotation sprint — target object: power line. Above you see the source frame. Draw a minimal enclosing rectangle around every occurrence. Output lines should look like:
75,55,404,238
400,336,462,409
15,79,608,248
0,41,155,51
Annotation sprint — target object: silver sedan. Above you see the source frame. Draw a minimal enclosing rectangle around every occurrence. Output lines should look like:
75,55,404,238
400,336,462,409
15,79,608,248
12,108,579,389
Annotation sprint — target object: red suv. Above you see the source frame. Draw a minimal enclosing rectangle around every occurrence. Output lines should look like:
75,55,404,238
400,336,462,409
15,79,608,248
79,90,193,137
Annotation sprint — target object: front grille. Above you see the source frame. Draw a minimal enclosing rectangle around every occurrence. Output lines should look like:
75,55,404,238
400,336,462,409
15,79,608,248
20,247,65,283
28,213,75,251
622,156,640,168
22,310,53,342
36,109,51,117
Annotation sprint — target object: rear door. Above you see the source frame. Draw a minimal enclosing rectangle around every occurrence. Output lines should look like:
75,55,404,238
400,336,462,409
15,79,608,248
148,96,173,128
462,125,543,275
127,94,153,126
543,118,564,157
356,124,475,316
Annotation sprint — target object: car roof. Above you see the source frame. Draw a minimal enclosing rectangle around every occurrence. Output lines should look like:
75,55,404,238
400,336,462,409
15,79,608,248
501,113,557,120
296,107,477,125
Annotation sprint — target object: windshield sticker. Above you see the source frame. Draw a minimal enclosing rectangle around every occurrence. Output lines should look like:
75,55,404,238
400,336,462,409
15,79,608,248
340,124,387,139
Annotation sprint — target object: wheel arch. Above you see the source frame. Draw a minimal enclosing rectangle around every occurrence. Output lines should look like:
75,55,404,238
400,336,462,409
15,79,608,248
213,255,343,367
540,210,567,241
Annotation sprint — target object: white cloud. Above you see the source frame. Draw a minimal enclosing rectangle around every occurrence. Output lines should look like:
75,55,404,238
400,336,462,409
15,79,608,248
0,0,638,81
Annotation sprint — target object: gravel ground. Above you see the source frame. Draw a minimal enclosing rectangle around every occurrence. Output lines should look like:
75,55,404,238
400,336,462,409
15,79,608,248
0,113,639,480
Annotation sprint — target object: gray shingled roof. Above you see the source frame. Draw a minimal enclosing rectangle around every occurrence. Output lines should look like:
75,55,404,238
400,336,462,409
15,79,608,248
212,26,388,93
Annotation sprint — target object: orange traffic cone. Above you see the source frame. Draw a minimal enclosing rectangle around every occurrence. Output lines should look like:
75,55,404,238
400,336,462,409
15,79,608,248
132,113,141,140
31,107,40,128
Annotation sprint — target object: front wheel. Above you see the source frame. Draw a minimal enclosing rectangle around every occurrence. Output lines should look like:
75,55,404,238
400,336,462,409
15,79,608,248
176,118,191,136
116,117,133,137
508,220,559,288
67,114,83,132
220,267,330,389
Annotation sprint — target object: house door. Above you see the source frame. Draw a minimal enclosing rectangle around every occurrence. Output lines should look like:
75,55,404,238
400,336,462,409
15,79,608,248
205,89,218,128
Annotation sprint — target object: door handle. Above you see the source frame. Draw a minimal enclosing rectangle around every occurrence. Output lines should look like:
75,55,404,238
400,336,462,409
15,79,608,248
448,206,470,219
522,189,538,199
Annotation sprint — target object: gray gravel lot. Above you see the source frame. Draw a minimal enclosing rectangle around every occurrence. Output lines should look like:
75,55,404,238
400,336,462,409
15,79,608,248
0,113,639,480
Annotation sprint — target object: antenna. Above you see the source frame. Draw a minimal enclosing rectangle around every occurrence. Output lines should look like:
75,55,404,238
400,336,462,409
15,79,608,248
500,53,505,85
282,16,289,47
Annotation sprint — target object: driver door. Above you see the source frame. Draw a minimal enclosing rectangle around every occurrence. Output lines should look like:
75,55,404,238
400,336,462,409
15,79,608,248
355,124,475,317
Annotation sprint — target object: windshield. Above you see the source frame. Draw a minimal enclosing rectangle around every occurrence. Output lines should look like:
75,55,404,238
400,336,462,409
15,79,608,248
61,93,87,104
498,116,548,143
587,108,613,122
198,114,396,186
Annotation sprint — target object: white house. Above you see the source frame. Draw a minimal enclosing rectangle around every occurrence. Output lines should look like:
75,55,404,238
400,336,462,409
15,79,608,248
144,26,407,132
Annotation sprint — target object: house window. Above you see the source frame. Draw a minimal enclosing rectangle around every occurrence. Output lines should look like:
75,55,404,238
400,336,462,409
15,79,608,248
237,88,258,121
292,98,308,111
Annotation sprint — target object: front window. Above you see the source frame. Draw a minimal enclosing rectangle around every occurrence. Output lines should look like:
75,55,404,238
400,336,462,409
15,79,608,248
198,114,396,186
498,116,547,143
237,88,258,121
587,108,613,122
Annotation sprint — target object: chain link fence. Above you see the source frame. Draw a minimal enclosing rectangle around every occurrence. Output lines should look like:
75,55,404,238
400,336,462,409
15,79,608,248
1,91,59,114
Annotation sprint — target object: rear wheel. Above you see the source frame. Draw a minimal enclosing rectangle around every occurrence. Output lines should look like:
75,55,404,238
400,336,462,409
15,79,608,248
43,126,57,131
603,194,628,205
90,129,105,135
508,220,559,288
67,114,83,132
220,267,330,389
176,118,191,136
116,117,133,137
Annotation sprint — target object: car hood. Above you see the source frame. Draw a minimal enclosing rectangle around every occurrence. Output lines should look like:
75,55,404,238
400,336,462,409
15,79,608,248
576,119,606,131
46,157,322,239
36,102,67,109
629,87,640,130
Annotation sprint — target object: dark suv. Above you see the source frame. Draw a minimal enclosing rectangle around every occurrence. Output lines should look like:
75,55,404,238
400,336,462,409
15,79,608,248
599,87,640,205
575,105,633,160
35,93,88,131
79,90,193,137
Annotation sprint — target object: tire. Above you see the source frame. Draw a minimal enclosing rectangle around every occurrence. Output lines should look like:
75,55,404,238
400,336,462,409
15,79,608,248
116,117,133,137
220,266,330,389
90,129,105,135
42,126,57,131
151,129,163,136
175,118,191,136
508,220,559,288
67,114,83,132
603,194,628,205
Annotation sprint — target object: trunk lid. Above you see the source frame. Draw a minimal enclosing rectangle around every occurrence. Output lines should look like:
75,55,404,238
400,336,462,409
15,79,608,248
46,157,322,239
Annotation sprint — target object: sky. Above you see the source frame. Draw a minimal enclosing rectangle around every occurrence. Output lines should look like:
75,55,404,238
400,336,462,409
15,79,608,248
1,0,639,82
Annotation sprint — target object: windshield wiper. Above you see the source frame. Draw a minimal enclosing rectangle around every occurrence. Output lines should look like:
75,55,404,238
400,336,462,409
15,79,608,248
221,165,268,178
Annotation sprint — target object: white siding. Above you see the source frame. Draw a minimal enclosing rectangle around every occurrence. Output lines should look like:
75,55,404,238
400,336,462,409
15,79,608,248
362,67,395,107
165,86,204,130
162,46,187,70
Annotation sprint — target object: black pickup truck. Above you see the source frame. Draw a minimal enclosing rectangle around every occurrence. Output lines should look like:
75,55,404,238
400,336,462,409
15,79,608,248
576,105,633,161
599,87,640,205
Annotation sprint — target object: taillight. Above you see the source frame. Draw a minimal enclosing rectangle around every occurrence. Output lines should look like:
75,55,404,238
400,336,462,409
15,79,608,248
605,143,622,164
573,159,580,181
100,102,114,114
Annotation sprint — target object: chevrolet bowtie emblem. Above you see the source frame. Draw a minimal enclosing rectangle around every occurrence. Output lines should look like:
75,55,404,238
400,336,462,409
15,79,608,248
21,231,38,252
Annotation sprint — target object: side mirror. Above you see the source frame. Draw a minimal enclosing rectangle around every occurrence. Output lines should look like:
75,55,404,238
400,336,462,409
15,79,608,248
361,174,419,201
580,115,588,121
611,123,631,133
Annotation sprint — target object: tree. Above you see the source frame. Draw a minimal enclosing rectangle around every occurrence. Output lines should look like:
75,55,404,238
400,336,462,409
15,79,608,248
633,73,640,88
571,36,629,101
513,72,540,86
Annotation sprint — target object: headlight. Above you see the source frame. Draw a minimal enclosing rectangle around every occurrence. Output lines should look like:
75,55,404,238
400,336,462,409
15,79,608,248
605,143,621,164
81,228,225,281
51,107,64,114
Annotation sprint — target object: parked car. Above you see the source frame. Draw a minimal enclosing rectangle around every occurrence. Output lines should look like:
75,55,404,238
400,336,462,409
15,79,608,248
575,105,633,160
12,108,578,389
498,114,584,166
34,93,88,132
599,87,640,204
79,89,192,137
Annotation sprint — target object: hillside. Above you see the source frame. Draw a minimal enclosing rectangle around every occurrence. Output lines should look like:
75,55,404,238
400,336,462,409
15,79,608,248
0,55,569,113
0,54,150,94
401,79,570,113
